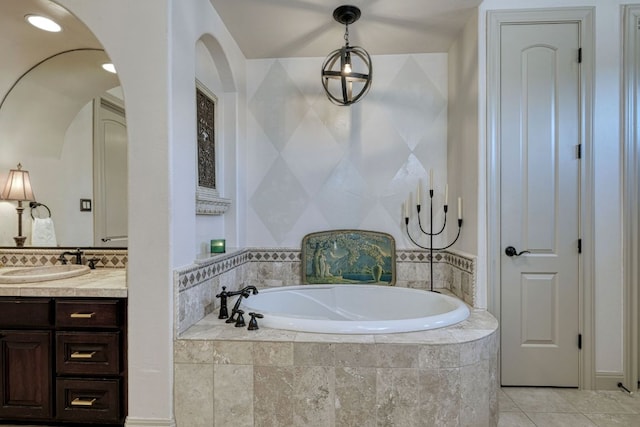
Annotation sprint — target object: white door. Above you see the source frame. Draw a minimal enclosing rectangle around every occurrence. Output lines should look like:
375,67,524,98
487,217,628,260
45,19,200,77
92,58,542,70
500,22,581,387
93,97,128,247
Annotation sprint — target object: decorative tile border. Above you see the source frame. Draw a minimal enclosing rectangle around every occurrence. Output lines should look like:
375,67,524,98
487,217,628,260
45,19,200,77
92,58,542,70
247,248,301,262
176,249,251,291
0,248,128,268
444,251,475,275
175,248,476,294
445,249,477,306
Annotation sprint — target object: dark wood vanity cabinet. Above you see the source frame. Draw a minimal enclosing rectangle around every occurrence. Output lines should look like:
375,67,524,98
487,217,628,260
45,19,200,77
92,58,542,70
0,298,52,421
0,330,52,420
0,297,126,426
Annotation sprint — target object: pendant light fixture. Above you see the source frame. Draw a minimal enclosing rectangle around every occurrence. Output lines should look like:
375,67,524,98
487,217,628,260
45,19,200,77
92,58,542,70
321,5,372,106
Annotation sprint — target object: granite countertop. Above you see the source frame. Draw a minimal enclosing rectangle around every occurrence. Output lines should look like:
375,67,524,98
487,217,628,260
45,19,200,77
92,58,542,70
0,267,127,298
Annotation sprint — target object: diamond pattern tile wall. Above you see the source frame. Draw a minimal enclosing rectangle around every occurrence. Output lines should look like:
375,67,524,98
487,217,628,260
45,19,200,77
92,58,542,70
248,54,448,246
383,56,447,150
249,61,310,151
250,157,309,243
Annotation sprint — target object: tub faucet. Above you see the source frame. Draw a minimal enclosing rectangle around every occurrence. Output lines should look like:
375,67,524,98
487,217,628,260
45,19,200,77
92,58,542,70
59,248,83,265
224,286,258,324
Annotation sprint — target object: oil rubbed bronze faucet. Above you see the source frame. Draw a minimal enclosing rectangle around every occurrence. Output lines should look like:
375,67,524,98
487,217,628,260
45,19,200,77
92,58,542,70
219,286,258,323
59,248,83,265
215,286,231,319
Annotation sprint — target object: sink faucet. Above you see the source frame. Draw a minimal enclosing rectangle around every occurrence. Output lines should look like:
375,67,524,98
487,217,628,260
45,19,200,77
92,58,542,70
224,286,258,324
59,248,83,265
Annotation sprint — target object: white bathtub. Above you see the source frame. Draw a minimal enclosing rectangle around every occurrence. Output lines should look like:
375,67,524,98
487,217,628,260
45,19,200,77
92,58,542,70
239,285,470,334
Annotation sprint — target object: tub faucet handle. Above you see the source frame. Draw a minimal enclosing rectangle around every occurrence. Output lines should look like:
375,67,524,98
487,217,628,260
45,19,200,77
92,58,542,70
216,286,229,319
234,310,246,328
248,312,264,330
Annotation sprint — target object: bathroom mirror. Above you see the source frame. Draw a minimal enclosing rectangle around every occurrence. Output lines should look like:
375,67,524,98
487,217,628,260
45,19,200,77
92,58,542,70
0,0,127,247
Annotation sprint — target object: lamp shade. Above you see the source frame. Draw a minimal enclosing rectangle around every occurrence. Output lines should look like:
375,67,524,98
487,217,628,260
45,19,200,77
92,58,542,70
1,163,36,202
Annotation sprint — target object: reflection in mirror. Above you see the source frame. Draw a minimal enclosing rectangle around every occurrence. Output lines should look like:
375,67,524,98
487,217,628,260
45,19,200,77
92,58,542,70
93,94,128,247
0,0,127,248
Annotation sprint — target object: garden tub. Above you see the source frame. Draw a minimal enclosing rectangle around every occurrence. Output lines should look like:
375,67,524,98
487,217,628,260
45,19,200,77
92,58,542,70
239,284,470,334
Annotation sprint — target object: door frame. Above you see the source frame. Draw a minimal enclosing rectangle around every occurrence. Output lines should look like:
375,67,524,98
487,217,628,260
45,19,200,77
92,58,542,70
486,8,595,389
622,4,640,394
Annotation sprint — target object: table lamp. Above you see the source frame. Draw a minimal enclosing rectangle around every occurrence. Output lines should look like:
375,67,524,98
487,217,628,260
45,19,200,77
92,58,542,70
1,163,36,247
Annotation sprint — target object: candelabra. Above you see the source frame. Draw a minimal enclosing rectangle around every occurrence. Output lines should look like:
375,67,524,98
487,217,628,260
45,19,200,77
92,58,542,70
404,178,462,292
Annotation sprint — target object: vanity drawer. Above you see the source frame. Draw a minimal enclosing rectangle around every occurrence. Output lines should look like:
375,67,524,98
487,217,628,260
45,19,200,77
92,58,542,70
56,300,122,328
0,298,52,327
56,331,120,375
56,378,121,423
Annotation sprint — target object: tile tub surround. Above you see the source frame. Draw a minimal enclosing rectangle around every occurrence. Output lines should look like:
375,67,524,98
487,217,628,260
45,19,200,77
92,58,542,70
176,248,476,334
175,309,498,427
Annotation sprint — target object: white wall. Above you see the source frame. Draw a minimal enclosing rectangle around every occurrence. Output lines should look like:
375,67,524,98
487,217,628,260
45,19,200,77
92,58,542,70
0,100,95,247
55,1,175,424
245,54,452,251
0,0,245,423
194,40,226,255
478,0,626,376
448,10,479,256
56,1,247,425
448,10,482,306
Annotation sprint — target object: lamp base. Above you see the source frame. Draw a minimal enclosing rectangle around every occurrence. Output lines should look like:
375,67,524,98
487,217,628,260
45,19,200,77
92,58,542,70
13,236,26,247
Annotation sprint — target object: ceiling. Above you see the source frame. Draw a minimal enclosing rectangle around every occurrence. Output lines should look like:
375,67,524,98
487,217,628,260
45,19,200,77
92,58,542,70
208,0,482,59
0,0,104,102
0,0,482,95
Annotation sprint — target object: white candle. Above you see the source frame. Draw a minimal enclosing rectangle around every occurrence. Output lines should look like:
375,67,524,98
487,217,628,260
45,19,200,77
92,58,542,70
458,197,462,220
445,184,449,206
429,169,434,191
416,180,422,205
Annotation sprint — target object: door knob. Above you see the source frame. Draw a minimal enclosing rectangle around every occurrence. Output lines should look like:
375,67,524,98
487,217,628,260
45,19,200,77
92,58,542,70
505,246,530,257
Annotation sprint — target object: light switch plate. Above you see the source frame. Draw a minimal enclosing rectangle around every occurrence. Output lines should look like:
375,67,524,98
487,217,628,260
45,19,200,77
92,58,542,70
80,199,92,212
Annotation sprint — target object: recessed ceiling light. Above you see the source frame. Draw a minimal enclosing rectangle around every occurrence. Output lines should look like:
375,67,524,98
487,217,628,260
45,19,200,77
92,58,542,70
102,63,117,74
25,15,62,32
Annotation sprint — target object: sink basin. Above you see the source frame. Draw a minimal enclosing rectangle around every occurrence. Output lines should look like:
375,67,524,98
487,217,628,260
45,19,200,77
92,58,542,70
0,265,91,284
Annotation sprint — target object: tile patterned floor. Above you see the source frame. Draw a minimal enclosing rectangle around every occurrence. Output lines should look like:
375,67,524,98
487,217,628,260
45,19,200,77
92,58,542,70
500,387,640,426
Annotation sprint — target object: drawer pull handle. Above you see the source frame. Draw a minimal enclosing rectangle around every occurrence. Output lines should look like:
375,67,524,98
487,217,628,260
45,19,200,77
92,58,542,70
70,351,97,359
70,312,95,319
71,397,97,407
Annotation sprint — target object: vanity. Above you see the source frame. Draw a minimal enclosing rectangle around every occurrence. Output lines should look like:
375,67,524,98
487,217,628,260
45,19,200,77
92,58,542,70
0,265,127,426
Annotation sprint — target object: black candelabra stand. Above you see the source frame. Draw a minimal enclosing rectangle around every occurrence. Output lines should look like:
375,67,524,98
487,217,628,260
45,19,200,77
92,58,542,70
404,186,462,292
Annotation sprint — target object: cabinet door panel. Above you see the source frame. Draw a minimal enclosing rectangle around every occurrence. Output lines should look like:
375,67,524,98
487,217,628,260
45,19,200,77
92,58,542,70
0,331,52,420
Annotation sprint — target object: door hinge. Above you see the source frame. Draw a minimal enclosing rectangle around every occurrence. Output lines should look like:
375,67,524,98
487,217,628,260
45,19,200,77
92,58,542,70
578,334,582,349
578,47,582,63
578,239,582,254
576,144,582,159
